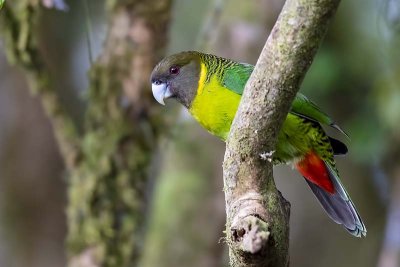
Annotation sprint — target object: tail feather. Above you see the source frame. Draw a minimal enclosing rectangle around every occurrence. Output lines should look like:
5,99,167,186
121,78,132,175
329,137,348,156
304,161,366,237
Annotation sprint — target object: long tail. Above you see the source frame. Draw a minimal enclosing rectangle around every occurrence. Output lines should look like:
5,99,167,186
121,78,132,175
296,152,367,237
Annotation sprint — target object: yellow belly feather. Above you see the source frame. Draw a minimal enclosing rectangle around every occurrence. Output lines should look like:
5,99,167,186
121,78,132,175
189,63,240,140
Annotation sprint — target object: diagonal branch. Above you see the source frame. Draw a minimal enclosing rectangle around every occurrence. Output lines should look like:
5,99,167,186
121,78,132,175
223,0,341,266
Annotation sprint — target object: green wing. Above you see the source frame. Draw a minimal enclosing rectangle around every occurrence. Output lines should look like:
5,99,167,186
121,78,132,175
222,62,347,137
291,93,349,138
222,63,253,95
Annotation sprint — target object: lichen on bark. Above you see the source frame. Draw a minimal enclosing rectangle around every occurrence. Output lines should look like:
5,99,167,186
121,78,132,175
68,1,174,266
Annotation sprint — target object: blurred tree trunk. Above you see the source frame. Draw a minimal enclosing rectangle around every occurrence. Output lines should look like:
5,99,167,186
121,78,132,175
377,171,400,267
0,1,172,266
140,129,228,267
0,57,66,267
377,135,400,267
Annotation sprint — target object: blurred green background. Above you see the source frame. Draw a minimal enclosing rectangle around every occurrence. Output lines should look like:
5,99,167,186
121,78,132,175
0,0,399,266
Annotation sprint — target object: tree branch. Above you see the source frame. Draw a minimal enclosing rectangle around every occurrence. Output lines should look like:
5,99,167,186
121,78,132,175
223,0,341,266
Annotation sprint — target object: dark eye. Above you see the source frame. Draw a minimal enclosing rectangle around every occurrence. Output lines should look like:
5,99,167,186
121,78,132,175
169,66,180,75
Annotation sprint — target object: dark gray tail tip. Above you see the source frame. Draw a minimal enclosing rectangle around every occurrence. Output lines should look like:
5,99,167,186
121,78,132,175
348,226,367,238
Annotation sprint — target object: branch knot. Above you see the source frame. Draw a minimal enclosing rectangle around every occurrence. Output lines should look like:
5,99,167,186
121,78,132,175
231,216,270,254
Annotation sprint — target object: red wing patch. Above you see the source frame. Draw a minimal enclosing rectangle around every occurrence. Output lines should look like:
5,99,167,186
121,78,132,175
296,151,335,194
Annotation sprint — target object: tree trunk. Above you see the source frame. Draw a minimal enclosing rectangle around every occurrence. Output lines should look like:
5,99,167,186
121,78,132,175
1,1,173,266
223,0,341,266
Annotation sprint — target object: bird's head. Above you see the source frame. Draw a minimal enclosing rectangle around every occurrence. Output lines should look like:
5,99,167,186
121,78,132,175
150,51,201,108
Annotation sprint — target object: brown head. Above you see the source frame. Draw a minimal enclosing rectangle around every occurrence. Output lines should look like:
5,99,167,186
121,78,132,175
150,51,202,108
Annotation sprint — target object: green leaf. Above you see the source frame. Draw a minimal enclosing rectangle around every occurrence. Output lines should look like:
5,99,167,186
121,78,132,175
0,0,4,10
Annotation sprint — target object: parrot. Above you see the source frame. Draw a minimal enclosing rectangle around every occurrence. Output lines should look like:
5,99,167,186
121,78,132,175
150,51,366,237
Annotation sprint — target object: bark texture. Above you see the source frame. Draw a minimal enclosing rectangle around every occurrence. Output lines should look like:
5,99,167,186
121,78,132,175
223,0,341,266
1,1,172,266
67,2,172,266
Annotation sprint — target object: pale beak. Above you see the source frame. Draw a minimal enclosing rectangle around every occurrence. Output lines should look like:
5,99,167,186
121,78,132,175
152,82,173,105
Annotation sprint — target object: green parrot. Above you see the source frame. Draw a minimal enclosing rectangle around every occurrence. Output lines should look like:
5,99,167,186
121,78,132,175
150,51,366,237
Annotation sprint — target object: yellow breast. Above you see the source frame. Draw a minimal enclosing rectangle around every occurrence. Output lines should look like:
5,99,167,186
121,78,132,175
189,63,241,140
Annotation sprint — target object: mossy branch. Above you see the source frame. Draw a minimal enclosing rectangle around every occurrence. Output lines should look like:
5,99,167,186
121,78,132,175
67,1,173,266
223,0,341,266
